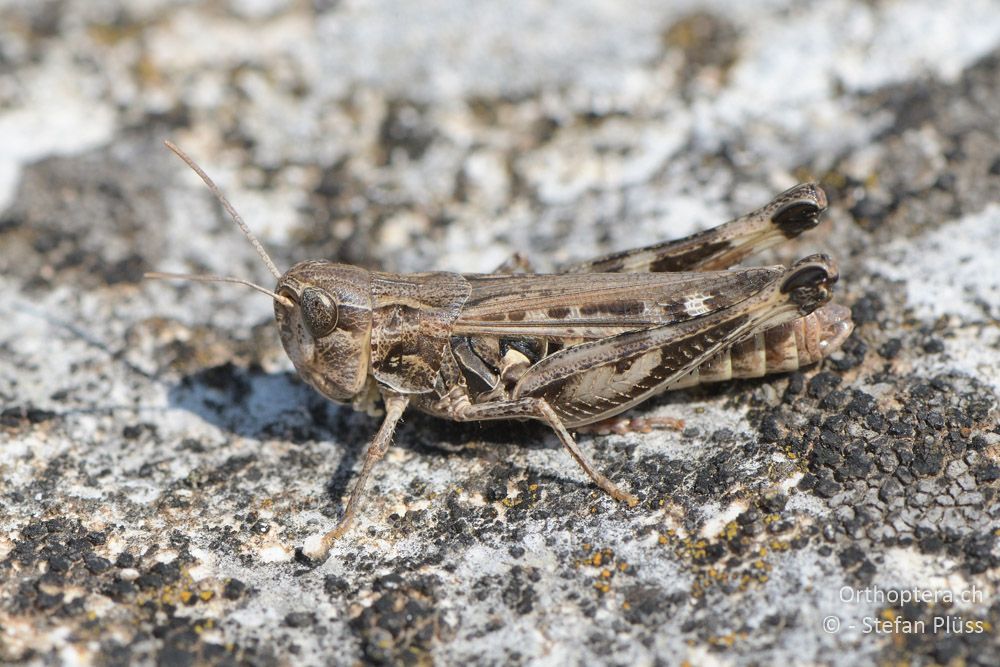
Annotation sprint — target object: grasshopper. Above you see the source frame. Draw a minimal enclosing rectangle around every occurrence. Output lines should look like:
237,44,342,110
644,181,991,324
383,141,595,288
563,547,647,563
148,142,852,562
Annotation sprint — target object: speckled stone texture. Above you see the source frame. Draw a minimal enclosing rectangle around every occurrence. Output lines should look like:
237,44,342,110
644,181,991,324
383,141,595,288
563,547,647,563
2,1,1000,665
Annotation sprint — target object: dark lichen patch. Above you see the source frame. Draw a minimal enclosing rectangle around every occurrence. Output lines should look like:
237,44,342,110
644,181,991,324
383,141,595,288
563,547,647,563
294,160,387,269
1,404,59,429
0,515,257,665
620,584,687,627
289,101,452,272
870,603,999,666
0,142,170,291
377,100,438,166
652,502,800,601
661,12,742,95
499,565,541,613
631,455,689,508
827,50,1000,243
349,574,451,665
755,368,1000,572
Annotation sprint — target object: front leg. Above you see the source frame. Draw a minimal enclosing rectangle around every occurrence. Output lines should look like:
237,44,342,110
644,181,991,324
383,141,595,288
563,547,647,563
452,397,639,506
301,392,409,562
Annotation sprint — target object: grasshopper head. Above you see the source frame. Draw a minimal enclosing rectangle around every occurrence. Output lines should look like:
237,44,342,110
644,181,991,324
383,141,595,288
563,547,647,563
146,143,379,405
275,260,374,403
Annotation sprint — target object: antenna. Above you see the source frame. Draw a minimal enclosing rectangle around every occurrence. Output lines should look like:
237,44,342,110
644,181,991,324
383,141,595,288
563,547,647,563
162,140,283,280
145,272,295,308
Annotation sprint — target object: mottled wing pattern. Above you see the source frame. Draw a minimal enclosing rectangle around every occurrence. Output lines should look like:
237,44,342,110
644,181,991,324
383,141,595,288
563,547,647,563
561,183,827,274
551,183,851,391
453,267,782,339
512,257,837,426
515,313,755,426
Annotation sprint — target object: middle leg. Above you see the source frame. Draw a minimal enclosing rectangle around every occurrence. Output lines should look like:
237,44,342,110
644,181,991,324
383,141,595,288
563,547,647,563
452,396,639,506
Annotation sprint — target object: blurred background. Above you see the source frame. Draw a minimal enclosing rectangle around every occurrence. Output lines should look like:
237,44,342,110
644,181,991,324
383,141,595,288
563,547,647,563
2,1,1000,665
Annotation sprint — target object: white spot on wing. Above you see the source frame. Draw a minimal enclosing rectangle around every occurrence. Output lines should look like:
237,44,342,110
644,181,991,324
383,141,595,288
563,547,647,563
683,294,712,317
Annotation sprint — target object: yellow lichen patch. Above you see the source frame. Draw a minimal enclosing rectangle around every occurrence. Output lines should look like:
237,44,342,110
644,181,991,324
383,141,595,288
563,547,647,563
792,165,816,184
778,441,801,461
675,536,711,561
134,54,162,87
574,546,628,595
769,539,791,552
691,567,733,597
707,632,747,648
87,22,146,46
823,170,849,190
193,619,218,635
723,521,740,540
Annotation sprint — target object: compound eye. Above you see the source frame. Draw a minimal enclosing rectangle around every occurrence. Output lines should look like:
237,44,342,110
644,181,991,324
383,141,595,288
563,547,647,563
300,287,338,338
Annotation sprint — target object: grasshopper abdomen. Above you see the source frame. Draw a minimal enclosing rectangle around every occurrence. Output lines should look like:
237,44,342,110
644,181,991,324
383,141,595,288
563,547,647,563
668,303,853,389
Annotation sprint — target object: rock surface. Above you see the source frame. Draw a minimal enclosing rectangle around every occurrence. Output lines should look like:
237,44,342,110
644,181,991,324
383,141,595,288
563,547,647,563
2,1,999,665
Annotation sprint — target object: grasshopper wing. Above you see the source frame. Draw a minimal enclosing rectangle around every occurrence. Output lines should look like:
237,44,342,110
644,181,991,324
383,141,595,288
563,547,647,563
511,256,838,427
453,266,783,340
561,183,827,274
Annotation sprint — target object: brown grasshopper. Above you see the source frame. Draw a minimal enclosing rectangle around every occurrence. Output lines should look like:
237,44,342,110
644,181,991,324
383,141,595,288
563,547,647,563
148,141,852,562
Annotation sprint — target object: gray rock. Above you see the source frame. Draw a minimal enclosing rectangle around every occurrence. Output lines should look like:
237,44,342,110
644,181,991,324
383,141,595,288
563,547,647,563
1,1,999,666
946,459,969,479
